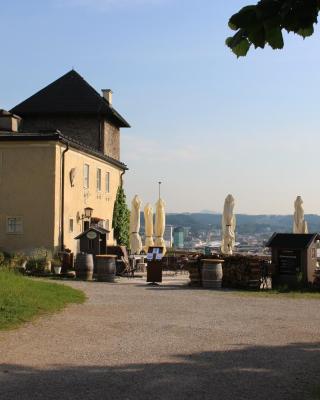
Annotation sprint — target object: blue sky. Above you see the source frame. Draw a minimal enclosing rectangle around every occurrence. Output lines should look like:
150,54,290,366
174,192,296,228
1,0,320,214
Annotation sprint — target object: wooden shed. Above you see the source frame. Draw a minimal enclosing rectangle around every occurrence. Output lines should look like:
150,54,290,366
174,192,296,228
75,226,109,258
266,233,319,286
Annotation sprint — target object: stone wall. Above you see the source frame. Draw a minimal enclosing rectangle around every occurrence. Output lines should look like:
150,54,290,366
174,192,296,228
103,120,120,160
21,115,101,151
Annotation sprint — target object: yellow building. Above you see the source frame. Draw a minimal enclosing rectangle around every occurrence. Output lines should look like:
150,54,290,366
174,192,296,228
0,70,130,255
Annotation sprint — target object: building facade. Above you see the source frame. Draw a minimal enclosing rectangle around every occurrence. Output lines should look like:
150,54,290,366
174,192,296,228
0,70,130,255
173,227,184,249
164,225,173,248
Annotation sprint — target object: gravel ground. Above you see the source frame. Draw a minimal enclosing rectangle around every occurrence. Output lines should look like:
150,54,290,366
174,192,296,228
0,276,320,400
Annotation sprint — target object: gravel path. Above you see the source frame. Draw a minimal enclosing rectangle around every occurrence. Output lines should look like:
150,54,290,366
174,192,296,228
0,276,320,400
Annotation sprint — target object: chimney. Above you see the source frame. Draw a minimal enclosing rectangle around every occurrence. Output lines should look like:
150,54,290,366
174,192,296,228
101,89,113,106
0,110,21,133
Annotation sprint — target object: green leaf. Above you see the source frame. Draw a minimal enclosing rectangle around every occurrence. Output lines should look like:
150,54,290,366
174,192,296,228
248,26,266,48
297,26,314,38
229,6,258,30
265,25,284,49
227,37,251,57
228,20,238,31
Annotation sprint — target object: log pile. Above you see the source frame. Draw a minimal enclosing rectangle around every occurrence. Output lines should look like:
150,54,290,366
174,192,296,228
313,267,320,289
222,254,271,290
186,257,201,286
185,253,272,290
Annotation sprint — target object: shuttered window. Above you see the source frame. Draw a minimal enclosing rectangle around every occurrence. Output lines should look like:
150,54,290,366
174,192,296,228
7,217,23,234
105,172,110,193
97,168,102,191
84,164,90,189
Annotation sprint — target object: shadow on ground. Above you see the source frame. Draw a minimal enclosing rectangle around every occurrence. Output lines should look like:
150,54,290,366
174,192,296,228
1,342,320,400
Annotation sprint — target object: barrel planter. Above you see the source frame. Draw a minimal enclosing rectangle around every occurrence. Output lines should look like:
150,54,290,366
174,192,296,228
96,255,117,282
201,259,224,289
75,253,94,281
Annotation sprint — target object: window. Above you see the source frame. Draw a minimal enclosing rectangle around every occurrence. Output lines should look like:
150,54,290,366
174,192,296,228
69,218,74,233
98,220,105,229
96,168,102,191
84,164,90,189
7,217,23,234
105,172,110,193
98,219,109,230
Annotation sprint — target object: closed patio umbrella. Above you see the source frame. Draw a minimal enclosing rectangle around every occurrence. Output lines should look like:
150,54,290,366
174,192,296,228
221,194,236,255
130,195,142,254
144,203,154,252
293,196,308,234
154,198,166,255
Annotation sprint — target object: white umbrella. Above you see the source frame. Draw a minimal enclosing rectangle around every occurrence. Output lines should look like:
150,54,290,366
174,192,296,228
130,195,142,254
144,203,154,252
221,194,236,255
154,198,166,255
293,196,308,234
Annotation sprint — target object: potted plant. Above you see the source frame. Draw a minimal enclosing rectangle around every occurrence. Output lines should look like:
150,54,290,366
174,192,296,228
51,256,62,275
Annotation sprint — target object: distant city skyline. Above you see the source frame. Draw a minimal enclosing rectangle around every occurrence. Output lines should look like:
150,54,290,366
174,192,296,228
1,1,320,214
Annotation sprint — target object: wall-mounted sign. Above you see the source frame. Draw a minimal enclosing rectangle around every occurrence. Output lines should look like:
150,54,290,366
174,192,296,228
69,168,76,187
86,231,97,240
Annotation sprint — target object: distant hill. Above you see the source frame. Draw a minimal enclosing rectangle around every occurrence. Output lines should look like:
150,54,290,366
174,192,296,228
140,213,320,234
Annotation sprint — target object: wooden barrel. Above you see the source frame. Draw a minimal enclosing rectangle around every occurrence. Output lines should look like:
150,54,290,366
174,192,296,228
96,255,117,282
201,259,224,289
75,253,94,281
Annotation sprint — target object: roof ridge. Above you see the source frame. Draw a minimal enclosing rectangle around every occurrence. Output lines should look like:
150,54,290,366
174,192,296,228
10,70,78,112
9,70,130,128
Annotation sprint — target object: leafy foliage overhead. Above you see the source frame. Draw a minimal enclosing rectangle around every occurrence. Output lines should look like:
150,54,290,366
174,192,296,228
226,0,320,57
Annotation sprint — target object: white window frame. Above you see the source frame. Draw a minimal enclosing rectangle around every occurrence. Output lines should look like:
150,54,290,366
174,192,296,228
6,216,23,234
84,164,90,189
97,168,102,192
105,171,110,193
97,220,105,229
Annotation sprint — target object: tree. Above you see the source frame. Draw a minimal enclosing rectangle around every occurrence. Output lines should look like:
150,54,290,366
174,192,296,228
112,186,130,247
226,0,320,57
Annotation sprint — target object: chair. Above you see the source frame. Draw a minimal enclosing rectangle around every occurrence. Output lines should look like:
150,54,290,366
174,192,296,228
106,246,135,277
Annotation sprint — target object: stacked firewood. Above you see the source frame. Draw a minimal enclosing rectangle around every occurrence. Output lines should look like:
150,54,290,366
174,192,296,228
313,267,320,289
222,254,271,290
185,253,272,290
186,255,203,286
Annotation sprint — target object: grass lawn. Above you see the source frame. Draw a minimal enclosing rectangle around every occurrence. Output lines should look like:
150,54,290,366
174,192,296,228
0,269,85,331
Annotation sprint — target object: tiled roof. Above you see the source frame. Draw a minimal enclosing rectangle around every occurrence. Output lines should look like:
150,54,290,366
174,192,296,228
0,131,128,170
75,226,110,239
10,70,130,128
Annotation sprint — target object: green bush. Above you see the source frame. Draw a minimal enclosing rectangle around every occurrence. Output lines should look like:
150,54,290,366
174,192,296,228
26,248,52,273
112,186,130,247
51,255,62,269
0,252,4,266
9,252,28,269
